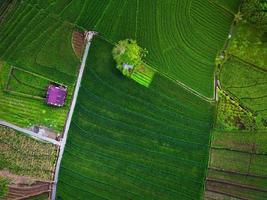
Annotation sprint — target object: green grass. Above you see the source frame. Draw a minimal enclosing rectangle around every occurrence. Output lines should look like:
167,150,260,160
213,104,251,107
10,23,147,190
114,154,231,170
216,90,257,131
0,1,80,132
220,57,267,122
23,0,240,98
56,37,215,200
229,22,267,70
0,125,57,180
6,67,51,98
212,130,267,154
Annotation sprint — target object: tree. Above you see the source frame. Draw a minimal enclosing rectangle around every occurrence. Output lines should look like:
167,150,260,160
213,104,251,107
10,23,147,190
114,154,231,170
0,177,9,199
241,0,267,30
112,39,147,77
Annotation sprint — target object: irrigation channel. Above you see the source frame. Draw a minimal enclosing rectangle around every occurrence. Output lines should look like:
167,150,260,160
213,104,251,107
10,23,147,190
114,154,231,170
51,31,97,200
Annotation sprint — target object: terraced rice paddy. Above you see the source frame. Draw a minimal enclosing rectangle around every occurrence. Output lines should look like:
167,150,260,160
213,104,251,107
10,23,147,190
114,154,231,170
23,0,240,98
205,130,267,199
0,0,245,199
56,38,215,200
0,125,57,180
0,1,80,132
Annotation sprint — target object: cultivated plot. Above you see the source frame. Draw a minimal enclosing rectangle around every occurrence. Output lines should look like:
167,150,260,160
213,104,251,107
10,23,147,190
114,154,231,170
23,0,240,98
0,1,80,132
56,38,215,200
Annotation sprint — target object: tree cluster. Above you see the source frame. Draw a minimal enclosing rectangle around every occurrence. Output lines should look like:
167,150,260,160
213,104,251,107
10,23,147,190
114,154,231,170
112,39,147,77
241,0,267,30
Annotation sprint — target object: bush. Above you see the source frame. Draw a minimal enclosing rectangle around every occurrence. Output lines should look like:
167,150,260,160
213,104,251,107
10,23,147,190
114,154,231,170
0,176,9,199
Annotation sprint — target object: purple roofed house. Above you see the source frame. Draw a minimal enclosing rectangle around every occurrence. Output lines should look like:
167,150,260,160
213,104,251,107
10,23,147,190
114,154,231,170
46,85,67,107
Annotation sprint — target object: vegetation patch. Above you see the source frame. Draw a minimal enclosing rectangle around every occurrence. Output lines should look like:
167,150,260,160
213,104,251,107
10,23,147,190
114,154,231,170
216,90,257,131
0,125,57,180
0,176,9,199
112,39,154,87
5,66,53,99
112,39,146,76
228,23,267,69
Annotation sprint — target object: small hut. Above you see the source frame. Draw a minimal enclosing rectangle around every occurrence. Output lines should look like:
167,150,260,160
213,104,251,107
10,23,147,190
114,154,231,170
46,85,67,107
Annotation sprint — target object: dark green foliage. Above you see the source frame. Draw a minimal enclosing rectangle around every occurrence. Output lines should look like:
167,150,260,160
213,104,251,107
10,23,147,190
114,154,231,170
228,23,267,69
216,90,257,131
241,0,267,30
0,176,9,199
56,37,215,200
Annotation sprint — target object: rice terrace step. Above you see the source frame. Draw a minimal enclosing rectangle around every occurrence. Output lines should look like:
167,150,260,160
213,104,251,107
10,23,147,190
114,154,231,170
0,0,266,200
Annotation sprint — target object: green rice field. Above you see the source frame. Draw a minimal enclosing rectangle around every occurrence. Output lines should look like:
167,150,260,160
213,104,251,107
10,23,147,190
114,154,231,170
56,37,215,200
0,1,80,132
23,0,240,98
0,0,247,199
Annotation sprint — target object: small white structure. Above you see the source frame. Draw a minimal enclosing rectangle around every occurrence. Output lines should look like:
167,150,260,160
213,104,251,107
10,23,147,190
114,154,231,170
122,63,134,71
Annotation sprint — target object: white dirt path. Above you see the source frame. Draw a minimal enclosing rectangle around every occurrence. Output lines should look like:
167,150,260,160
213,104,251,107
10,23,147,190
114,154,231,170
51,31,96,200
0,120,60,146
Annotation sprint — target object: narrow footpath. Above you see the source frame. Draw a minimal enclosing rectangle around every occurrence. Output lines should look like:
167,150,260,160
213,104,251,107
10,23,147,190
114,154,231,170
0,120,60,146
51,31,96,200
